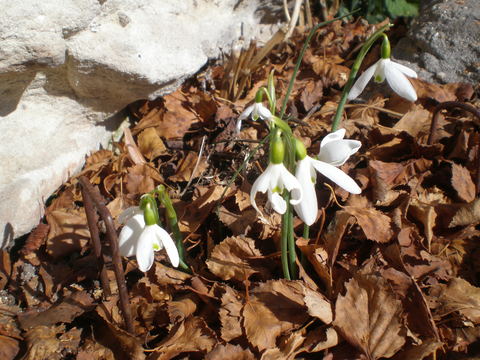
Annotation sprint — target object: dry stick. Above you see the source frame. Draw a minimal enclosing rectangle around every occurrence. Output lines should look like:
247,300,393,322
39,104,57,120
80,183,112,298
427,101,480,194
79,176,135,334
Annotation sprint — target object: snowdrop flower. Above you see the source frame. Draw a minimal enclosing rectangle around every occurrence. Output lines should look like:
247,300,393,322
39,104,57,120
348,35,417,102
317,129,361,166
293,135,361,226
118,204,179,272
250,129,302,217
236,94,273,133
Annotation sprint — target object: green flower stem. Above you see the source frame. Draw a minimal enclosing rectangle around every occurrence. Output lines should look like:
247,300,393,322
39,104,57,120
156,185,191,273
281,192,292,280
331,23,392,132
286,201,297,279
280,10,360,120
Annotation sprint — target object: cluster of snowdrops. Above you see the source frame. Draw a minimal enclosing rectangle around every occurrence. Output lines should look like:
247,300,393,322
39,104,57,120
117,31,418,276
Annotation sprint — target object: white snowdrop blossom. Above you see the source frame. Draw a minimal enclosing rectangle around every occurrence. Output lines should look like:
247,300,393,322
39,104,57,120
250,163,303,217
118,206,179,272
348,58,418,102
294,131,362,226
236,102,272,133
317,129,361,166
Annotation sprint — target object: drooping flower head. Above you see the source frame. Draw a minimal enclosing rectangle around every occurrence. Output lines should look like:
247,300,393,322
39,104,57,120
118,196,179,272
236,90,273,133
293,131,362,226
250,128,302,218
348,35,418,102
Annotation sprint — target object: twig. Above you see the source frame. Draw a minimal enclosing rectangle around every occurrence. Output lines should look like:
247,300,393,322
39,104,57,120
180,135,207,197
79,176,134,334
427,101,480,195
285,0,303,40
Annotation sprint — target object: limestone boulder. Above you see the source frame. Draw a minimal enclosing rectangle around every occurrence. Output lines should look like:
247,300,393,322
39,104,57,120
0,0,283,247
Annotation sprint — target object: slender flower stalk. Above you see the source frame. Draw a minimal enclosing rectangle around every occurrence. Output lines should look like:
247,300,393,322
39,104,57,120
118,197,179,272
331,23,392,131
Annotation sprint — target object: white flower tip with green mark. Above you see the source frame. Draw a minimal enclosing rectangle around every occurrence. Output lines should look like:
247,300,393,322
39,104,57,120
118,208,180,272
236,102,273,133
250,163,303,218
348,58,418,102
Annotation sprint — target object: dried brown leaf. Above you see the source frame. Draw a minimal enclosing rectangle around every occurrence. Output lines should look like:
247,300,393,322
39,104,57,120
124,127,146,165
219,286,244,342
334,274,406,360
148,316,216,359
449,198,480,228
344,206,393,243
167,294,198,324
169,151,208,182
393,107,431,138
0,335,19,360
303,287,333,324
22,326,62,360
205,344,255,360
137,127,167,160
18,291,95,330
0,250,11,290
439,277,480,324
206,236,263,281
451,162,475,203
45,209,90,259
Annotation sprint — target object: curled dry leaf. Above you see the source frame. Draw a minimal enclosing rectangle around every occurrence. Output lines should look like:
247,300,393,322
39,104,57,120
148,316,216,360
334,274,406,360
344,206,393,243
167,293,198,324
448,198,480,228
205,344,255,360
260,330,306,360
21,325,62,360
206,236,264,282
408,199,437,250
438,277,480,325
124,127,146,165
303,286,332,324
0,335,19,360
169,151,208,182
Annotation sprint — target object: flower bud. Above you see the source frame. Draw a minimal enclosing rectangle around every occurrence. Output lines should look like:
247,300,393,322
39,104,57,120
381,34,391,59
269,129,285,164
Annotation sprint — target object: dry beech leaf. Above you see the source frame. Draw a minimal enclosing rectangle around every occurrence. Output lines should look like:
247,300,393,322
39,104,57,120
393,107,431,138
303,287,332,324
303,327,339,353
368,160,407,205
125,164,162,195
22,326,63,360
206,236,263,281
408,199,437,250
153,262,191,285
235,188,251,211
260,330,306,360
334,274,406,359
449,198,480,228
158,91,198,139
344,206,393,243
219,286,244,342
391,338,442,360
124,127,146,165
439,277,480,324
167,294,198,324
243,280,310,351
450,162,475,203
218,207,257,235
205,344,255,360
45,209,90,259
18,291,95,330
0,335,19,360
137,127,167,160
324,210,355,268
169,151,208,182
149,316,216,359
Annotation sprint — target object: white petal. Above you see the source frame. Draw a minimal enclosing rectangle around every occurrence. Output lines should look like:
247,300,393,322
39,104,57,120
318,139,362,166
320,129,346,147
257,104,272,120
347,61,378,100
373,59,388,83
384,63,418,102
235,118,243,134
278,165,303,205
293,158,318,226
250,164,275,216
136,226,156,272
310,159,361,194
390,61,417,78
238,105,254,121
269,191,287,214
118,206,142,224
118,213,145,257
152,225,180,268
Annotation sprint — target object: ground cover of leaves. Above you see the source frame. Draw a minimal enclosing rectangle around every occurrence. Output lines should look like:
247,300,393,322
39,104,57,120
1,19,480,360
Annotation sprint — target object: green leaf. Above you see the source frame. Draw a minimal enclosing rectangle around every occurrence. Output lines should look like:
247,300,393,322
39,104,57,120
385,0,419,17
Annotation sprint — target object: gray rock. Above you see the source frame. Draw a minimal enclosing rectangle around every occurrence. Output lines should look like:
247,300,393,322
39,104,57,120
393,0,480,84
0,0,283,248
